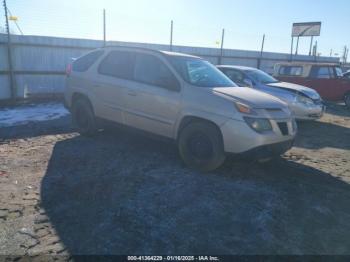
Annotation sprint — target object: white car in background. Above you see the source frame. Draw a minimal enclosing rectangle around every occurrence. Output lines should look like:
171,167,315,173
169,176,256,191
218,65,325,120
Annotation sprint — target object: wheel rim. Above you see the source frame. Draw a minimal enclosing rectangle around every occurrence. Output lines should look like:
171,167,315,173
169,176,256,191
187,132,213,160
76,107,89,129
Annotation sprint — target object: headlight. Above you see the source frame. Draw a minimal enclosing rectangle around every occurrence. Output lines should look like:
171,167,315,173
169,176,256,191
295,94,314,106
244,117,272,133
235,102,257,115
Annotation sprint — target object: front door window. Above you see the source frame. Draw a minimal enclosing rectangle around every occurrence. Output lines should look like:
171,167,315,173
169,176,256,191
310,66,334,79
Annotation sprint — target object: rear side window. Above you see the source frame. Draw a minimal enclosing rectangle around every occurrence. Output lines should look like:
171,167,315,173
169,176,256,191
310,66,334,79
279,66,303,76
134,53,180,91
73,50,104,72
98,50,135,79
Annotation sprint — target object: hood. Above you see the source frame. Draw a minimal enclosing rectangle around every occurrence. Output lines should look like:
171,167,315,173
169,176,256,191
267,82,320,100
213,87,288,109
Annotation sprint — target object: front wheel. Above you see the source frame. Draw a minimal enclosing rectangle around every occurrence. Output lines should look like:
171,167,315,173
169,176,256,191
178,122,226,172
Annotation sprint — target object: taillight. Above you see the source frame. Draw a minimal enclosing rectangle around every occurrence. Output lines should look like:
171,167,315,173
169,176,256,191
66,63,72,77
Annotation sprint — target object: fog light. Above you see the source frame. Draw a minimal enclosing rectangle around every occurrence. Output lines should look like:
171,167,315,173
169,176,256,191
244,117,272,133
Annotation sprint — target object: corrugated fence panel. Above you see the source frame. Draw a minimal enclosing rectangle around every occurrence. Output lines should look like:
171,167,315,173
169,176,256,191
0,45,8,70
16,75,66,96
0,75,11,100
0,38,11,100
221,57,258,68
12,45,91,71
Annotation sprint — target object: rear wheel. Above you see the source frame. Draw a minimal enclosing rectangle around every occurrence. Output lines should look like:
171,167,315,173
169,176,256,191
345,93,350,109
178,122,226,172
72,98,97,136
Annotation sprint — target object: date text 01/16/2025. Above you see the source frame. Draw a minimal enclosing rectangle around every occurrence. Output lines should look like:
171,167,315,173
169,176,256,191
127,256,220,261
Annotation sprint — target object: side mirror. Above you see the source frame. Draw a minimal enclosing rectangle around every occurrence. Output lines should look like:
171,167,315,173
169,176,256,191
243,78,254,88
158,76,181,92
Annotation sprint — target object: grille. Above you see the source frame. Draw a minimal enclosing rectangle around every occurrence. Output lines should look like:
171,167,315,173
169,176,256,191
277,122,289,136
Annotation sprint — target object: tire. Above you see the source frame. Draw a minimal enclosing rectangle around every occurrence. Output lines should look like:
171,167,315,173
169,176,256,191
178,121,226,172
72,98,98,136
345,93,350,109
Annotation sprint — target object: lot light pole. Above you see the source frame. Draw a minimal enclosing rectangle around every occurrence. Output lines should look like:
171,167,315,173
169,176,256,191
218,28,225,65
3,0,16,102
309,36,314,56
258,34,265,69
313,41,318,61
103,9,106,47
295,36,300,55
290,37,294,61
170,20,173,51
342,46,349,64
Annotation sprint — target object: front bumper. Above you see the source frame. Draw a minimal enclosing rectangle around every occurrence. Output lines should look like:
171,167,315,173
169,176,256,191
220,118,296,154
290,103,325,120
238,139,294,160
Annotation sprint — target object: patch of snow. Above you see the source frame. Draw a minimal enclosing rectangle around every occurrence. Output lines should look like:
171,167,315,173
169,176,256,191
0,103,69,128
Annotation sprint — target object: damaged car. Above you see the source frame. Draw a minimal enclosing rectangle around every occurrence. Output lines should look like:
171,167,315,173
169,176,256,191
218,65,325,120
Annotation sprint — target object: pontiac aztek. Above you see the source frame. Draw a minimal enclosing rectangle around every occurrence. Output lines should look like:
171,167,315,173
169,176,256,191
64,47,296,171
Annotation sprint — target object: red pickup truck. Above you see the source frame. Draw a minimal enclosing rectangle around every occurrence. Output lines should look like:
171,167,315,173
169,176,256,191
274,63,350,108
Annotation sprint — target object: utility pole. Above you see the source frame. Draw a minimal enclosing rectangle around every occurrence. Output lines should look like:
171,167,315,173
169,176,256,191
103,9,106,47
170,20,173,51
258,34,265,69
330,49,333,57
218,28,225,65
3,0,16,101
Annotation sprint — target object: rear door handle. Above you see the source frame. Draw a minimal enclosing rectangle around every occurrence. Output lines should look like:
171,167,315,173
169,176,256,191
127,91,137,96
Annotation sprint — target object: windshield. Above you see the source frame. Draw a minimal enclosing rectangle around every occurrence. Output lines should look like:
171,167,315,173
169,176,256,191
167,56,236,87
246,69,279,84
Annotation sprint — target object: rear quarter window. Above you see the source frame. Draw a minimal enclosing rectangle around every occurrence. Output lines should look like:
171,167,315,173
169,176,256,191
278,66,303,76
98,50,135,79
72,50,104,72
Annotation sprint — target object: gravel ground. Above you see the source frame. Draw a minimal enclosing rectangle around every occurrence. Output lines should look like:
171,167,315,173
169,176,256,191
0,102,349,256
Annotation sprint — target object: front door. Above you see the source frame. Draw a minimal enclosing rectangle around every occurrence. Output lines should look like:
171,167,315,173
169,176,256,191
304,66,342,101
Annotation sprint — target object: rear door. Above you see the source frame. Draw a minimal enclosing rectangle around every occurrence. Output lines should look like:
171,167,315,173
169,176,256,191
123,52,182,138
93,50,135,123
334,67,350,101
